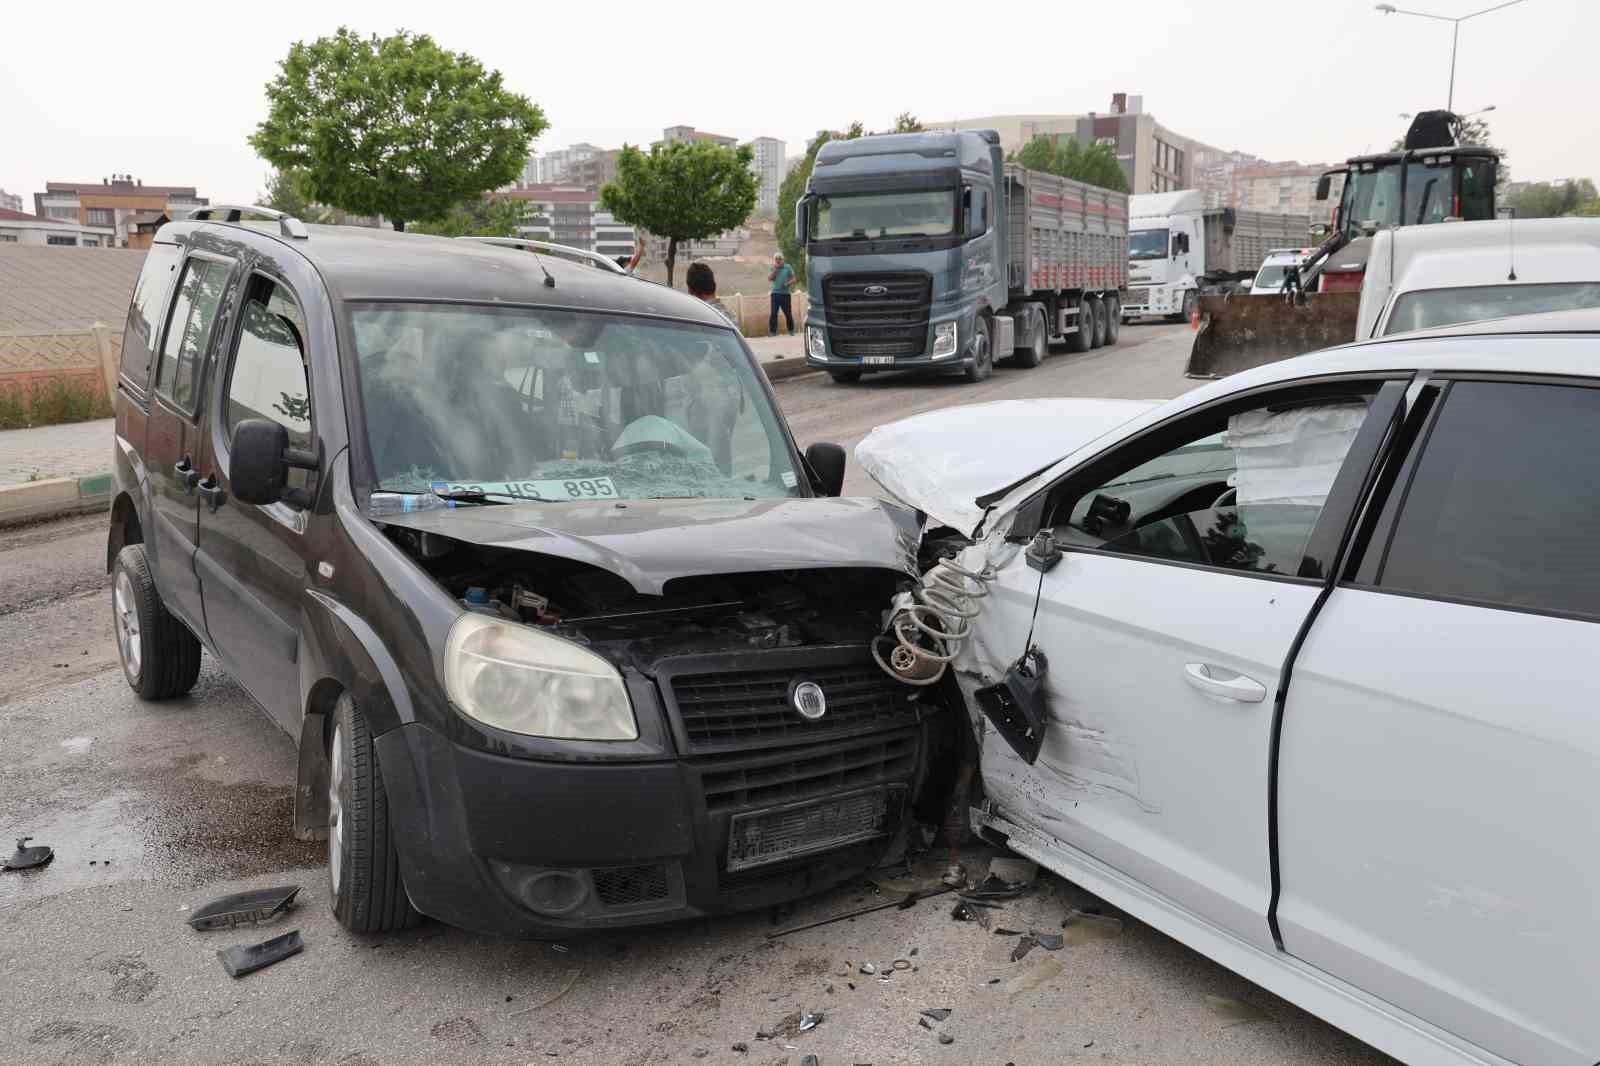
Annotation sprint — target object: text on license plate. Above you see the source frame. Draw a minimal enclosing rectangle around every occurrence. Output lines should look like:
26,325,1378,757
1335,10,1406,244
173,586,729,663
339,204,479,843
430,477,619,501
862,356,896,366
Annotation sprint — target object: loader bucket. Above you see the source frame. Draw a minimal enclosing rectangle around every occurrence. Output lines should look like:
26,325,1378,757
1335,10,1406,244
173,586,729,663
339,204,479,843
1184,292,1362,379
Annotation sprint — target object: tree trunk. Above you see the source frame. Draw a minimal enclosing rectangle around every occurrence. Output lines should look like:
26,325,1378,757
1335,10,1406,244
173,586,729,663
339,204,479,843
393,219,406,232
666,238,677,289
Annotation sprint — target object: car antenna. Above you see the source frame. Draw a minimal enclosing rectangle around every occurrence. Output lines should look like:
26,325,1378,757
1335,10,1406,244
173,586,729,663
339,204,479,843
530,248,557,288
1506,217,1517,281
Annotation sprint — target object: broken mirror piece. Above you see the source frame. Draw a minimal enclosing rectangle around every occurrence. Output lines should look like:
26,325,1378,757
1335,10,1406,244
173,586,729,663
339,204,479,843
2,836,53,871
216,929,304,978
973,647,1049,764
798,1011,822,1032
1034,931,1065,951
187,885,301,930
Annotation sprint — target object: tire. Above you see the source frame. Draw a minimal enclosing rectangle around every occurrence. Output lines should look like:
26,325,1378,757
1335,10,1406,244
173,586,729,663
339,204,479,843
964,316,993,383
1012,308,1045,368
329,694,422,933
112,544,201,700
1089,298,1107,349
828,370,862,384
1065,298,1092,353
1181,289,1199,323
1104,296,1121,345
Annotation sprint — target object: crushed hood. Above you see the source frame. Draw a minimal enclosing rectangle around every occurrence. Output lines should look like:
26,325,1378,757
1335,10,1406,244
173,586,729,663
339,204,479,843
375,496,920,595
855,398,1158,536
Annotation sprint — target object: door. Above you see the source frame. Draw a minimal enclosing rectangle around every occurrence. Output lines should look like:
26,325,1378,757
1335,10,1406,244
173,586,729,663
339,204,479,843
195,272,317,731
143,251,235,634
982,378,1400,951
1277,378,1600,1066
113,241,181,495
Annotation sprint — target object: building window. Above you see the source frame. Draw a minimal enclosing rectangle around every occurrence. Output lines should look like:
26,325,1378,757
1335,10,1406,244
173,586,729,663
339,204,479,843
0,233,17,242
47,235,78,246
47,206,78,220
87,208,114,226
82,239,100,247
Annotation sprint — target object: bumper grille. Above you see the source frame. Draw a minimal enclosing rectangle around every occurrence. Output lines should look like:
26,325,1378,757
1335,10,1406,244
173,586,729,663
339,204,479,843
592,864,671,907
823,273,932,358
1125,287,1150,306
726,787,901,872
671,664,917,753
698,731,918,813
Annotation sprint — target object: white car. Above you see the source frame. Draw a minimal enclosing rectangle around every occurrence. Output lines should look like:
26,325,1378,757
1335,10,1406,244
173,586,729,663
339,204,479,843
858,309,1600,1066
1357,217,1600,338
1249,247,1312,295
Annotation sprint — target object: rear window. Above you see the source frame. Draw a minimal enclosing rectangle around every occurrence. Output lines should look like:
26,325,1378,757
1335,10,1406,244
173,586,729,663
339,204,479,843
1377,381,1600,619
1384,281,1600,335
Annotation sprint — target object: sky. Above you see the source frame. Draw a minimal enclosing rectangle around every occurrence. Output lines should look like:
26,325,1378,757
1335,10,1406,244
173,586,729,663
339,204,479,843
1,0,1593,207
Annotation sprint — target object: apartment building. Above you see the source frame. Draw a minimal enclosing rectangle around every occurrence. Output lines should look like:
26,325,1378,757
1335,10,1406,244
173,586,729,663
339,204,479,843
33,175,206,248
751,137,785,214
500,185,636,262
661,125,737,148
0,207,105,246
0,189,22,213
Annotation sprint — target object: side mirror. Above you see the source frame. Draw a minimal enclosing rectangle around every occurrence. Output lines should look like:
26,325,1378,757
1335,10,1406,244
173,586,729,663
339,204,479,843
230,418,318,507
794,196,810,245
804,441,846,498
1315,175,1332,201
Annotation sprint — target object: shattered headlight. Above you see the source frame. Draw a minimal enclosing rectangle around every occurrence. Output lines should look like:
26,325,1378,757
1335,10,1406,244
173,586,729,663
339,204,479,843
443,614,637,740
930,320,958,359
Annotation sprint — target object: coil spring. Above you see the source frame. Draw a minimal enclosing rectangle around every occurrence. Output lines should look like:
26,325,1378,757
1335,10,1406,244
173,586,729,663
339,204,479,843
872,557,996,686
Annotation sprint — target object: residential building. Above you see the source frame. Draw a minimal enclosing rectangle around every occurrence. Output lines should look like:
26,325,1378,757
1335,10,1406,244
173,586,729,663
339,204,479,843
568,149,622,191
0,207,107,247
498,185,636,261
33,175,206,248
0,188,22,213
751,137,785,215
661,126,736,148
1229,162,1343,219
542,144,601,185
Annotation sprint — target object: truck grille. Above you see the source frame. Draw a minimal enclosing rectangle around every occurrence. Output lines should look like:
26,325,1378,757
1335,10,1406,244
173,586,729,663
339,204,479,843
697,731,919,813
822,273,932,357
1125,287,1150,306
670,664,916,753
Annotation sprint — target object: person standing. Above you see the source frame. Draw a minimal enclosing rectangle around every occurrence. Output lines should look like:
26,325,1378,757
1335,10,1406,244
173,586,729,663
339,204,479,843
768,254,795,336
686,261,739,332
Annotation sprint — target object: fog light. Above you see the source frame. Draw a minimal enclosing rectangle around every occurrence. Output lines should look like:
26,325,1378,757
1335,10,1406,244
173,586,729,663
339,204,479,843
807,326,828,360
491,862,589,916
930,320,958,359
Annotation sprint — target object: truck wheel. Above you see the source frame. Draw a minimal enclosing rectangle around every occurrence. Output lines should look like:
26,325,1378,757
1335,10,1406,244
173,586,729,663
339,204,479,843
964,316,993,382
1089,298,1107,349
329,693,422,933
1065,298,1092,353
1012,308,1045,368
828,370,862,384
112,544,201,700
1104,297,1121,345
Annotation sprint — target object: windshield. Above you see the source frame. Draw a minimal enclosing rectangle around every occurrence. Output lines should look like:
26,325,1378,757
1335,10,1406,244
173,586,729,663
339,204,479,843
1340,161,1459,237
1129,228,1170,261
1384,282,1600,335
1253,263,1293,289
810,190,956,240
351,305,804,503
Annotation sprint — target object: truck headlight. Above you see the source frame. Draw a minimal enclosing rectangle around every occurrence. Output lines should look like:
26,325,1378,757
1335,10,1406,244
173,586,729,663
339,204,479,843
930,320,958,359
443,614,637,740
806,326,827,360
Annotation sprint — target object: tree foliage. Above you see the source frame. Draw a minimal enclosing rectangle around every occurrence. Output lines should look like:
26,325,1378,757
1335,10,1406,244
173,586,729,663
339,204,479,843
410,196,526,237
257,168,332,224
1009,136,1129,193
600,141,757,288
891,112,924,133
250,28,547,231
1507,178,1599,218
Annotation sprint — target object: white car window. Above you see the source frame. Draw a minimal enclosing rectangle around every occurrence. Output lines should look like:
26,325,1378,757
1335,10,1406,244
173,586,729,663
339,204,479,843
1384,281,1600,335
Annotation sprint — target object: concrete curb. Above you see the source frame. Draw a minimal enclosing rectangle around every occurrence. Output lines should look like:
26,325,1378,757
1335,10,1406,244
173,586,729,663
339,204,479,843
0,471,111,529
761,357,821,383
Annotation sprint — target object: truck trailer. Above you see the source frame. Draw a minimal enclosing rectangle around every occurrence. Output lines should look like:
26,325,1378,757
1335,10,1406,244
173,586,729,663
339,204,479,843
1123,190,1314,322
796,129,1128,384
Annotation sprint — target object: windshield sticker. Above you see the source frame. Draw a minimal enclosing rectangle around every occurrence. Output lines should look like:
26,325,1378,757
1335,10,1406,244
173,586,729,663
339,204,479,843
430,477,619,502
781,471,798,488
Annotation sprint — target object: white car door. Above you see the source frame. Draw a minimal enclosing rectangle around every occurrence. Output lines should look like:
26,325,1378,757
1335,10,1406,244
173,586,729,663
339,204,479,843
1277,377,1600,1066
976,376,1405,952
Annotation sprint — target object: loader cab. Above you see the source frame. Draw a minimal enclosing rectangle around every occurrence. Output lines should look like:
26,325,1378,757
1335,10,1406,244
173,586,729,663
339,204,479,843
1335,148,1499,241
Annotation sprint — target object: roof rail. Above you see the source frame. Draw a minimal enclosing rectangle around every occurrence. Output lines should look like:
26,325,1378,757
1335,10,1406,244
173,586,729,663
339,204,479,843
459,236,628,274
187,204,309,240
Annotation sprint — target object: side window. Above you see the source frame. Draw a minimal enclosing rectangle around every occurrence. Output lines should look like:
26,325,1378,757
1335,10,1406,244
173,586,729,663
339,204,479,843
226,276,312,486
121,242,181,388
1053,392,1375,577
1458,161,1495,221
1376,381,1600,618
156,257,231,411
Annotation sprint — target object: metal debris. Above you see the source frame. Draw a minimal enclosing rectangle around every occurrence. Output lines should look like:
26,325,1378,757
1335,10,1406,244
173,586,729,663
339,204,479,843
1010,936,1036,962
216,929,304,978
1034,931,1065,951
2,836,53,872
892,959,911,971
799,1011,822,1032
918,1016,932,1030
859,962,876,975
186,886,301,931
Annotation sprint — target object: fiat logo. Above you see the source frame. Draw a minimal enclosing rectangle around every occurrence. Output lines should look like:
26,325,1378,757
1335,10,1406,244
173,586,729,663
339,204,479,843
863,284,889,297
790,680,827,720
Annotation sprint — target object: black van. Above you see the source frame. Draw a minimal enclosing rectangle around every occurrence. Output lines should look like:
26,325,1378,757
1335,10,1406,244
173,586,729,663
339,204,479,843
107,207,944,935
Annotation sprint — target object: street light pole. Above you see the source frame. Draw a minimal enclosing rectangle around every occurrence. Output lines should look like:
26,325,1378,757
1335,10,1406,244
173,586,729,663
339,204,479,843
1374,0,1531,112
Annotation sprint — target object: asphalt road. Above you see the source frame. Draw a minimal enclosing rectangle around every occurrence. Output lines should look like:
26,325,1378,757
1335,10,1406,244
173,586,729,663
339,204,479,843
0,323,1394,1066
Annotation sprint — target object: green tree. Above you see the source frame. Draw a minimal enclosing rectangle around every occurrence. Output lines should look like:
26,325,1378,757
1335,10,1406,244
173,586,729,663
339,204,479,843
257,168,331,223
250,28,547,231
777,122,865,284
1508,178,1599,218
1572,198,1600,217
1014,135,1058,173
1007,136,1129,192
600,140,758,288
410,196,526,237
890,112,924,133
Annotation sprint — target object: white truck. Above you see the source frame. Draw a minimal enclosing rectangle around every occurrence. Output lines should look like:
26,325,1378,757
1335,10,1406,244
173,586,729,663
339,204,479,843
1122,190,1312,322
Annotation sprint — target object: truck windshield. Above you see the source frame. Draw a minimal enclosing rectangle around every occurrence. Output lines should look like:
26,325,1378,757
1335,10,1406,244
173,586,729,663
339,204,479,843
1340,161,1460,238
1384,282,1600,335
810,190,956,240
351,304,804,503
1129,228,1170,261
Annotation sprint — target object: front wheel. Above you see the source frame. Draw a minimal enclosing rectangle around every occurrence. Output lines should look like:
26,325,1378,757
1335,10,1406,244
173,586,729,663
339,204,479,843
329,694,422,933
112,544,201,700
1012,308,1045,368
964,316,993,383
828,370,861,384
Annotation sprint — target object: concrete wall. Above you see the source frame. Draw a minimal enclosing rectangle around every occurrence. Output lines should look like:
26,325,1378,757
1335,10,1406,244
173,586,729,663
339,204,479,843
0,328,121,404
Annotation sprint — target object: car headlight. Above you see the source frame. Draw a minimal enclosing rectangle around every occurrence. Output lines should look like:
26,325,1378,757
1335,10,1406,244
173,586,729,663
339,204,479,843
443,614,637,740
930,320,958,359
807,326,828,360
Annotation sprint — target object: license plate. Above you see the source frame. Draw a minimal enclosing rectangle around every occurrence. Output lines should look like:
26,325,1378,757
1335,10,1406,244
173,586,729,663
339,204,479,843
861,356,896,366
726,787,899,872
430,477,619,502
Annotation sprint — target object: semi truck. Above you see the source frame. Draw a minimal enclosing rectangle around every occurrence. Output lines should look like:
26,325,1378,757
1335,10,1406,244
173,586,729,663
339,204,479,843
1123,190,1314,322
796,129,1128,384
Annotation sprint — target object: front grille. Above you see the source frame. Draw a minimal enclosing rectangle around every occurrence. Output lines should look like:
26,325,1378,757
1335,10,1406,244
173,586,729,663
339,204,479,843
592,864,671,908
823,273,931,357
726,787,900,872
699,731,918,813
1125,287,1151,305
671,664,917,753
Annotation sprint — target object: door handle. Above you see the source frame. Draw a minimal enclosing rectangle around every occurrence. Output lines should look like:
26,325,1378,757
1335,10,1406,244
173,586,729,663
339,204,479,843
1183,663,1267,703
197,474,227,513
173,455,200,492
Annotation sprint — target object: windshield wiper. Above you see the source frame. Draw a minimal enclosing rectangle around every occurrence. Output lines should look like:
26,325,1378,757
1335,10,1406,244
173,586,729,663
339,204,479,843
435,490,554,505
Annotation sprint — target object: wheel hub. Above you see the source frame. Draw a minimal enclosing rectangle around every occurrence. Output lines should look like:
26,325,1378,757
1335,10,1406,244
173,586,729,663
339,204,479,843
328,726,345,890
113,571,140,676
